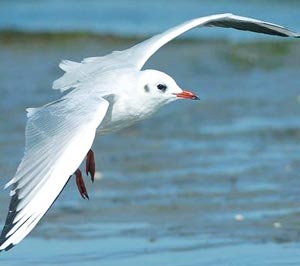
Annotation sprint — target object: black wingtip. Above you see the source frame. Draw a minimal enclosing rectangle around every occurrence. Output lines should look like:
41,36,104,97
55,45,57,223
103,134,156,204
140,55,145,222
4,243,15,252
0,237,15,253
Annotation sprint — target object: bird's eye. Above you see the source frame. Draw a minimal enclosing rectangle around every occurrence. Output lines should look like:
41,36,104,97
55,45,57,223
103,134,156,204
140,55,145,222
157,84,167,92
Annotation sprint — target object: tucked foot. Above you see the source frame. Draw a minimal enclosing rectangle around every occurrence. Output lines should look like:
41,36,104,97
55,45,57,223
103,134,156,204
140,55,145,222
86,149,95,182
75,169,89,200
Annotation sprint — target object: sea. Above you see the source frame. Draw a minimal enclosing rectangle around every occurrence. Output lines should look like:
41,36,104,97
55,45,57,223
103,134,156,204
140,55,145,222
0,1,300,265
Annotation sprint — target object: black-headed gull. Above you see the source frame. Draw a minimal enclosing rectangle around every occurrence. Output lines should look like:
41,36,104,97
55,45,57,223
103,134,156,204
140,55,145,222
0,13,299,252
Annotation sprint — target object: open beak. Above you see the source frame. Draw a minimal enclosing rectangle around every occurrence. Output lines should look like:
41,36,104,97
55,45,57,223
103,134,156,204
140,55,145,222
174,90,200,100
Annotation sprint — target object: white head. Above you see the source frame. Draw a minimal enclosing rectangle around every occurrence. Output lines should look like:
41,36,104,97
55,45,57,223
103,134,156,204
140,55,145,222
138,70,199,107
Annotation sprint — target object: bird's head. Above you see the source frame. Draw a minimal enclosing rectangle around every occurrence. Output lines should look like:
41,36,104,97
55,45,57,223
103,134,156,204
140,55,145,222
139,70,199,106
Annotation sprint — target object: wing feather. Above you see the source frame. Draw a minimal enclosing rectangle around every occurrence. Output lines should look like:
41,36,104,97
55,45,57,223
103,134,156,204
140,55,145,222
129,13,299,69
0,94,109,251
52,14,299,93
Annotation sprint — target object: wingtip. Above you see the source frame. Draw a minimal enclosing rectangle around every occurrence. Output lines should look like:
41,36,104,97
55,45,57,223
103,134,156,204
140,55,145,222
285,31,300,38
0,234,15,253
0,243,15,252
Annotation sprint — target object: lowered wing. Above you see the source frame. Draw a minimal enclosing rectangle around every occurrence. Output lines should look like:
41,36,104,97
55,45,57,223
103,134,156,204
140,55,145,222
0,94,109,251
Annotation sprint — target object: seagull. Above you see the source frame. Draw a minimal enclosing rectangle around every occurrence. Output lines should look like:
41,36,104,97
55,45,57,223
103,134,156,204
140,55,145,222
0,13,299,252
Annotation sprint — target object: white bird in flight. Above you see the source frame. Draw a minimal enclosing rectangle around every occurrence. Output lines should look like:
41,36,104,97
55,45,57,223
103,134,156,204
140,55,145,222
0,13,299,252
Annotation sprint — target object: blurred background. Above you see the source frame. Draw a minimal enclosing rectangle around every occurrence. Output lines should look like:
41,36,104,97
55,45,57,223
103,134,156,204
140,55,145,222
1,1,300,265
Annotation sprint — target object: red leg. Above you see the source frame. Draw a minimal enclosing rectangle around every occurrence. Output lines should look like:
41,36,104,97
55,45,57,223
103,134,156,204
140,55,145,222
86,149,95,182
75,169,89,200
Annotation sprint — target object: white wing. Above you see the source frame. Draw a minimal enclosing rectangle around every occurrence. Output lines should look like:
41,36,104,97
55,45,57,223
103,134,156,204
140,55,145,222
128,13,300,69
0,94,109,251
52,13,299,92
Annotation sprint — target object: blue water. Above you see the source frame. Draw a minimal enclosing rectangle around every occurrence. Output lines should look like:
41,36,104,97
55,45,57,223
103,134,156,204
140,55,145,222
1,1,300,265
1,0,300,39
2,237,300,266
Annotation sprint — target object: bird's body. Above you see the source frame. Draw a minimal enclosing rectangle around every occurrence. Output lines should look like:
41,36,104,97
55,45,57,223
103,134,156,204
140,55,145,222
61,69,182,135
0,13,299,252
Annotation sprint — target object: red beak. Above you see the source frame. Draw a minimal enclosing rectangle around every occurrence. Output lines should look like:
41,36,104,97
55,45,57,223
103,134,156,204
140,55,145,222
174,90,200,100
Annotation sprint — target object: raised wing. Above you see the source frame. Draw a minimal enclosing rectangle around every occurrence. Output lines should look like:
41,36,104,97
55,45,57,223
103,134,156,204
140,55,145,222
129,13,299,69
52,13,299,93
0,94,109,251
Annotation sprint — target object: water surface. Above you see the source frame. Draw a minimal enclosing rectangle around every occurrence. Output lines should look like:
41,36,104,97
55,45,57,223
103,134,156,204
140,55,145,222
1,3,300,265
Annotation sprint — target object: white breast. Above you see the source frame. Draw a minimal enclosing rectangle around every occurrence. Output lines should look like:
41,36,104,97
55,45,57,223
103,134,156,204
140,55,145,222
98,91,166,134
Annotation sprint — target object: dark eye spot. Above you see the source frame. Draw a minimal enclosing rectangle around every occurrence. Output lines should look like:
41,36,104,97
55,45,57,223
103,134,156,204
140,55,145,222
157,84,167,92
144,85,150,92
